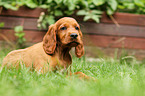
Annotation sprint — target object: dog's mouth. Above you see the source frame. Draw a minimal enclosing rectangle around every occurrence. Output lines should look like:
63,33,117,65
67,41,79,46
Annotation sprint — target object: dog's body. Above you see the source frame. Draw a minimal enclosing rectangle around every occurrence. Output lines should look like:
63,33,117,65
3,42,49,72
2,17,90,79
3,42,72,73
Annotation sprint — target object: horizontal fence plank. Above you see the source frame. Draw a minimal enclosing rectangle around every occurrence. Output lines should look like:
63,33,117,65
101,12,145,26
0,29,45,42
81,22,145,38
1,6,46,18
0,29,16,41
1,29,145,49
83,35,145,49
1,16,145,38
0,16,39,30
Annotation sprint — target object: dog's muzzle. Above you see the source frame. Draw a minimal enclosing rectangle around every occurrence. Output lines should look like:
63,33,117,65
70,33,78,39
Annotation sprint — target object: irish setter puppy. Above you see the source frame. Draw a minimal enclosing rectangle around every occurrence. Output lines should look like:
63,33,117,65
2,17,90,79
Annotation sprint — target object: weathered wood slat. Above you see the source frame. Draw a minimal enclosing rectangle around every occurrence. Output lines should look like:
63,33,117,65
81,22,145,38
1,16,145,38
0,29,45,42
0,16,38,30
0,29,16,41
1,6,46,18
1,29,145,49
83,35,145,49
101,12,145,26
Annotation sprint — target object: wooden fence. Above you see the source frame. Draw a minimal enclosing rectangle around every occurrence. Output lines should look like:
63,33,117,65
0,6,145,58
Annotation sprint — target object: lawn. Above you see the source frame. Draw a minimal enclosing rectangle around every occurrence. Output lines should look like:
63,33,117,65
0,48,145,96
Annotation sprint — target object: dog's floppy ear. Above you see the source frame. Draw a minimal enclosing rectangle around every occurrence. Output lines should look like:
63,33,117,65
43,24,56,55
75,43,84,58
75,29,84,58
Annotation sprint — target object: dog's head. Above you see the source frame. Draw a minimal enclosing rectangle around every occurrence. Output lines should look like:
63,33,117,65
43,17,84,58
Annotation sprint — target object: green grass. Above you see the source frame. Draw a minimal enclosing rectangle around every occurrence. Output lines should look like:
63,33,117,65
0,48,145,96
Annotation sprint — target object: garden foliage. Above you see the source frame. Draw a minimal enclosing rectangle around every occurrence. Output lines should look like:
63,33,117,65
0,0,145,28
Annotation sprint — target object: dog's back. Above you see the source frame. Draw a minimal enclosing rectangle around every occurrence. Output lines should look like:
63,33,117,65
2,42,49,71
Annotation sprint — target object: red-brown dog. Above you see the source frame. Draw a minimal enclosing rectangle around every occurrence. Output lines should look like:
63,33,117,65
2,17,90,79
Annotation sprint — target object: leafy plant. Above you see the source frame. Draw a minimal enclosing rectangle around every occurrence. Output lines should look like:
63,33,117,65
0,0,117,29
118,0,145,14
14,25,26,48
0,0,145,29
77,9,102,23
0,0,25,10
106,0,118,15
0,22,4,27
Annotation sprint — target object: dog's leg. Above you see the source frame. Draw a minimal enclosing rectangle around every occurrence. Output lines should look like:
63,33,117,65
68,70,92,80
73,72,90,80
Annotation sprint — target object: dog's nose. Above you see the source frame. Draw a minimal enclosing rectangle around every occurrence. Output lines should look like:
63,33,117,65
70,33,78,39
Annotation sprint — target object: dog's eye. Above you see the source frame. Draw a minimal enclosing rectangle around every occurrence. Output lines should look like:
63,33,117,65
75,26,79,30
61,27,67,30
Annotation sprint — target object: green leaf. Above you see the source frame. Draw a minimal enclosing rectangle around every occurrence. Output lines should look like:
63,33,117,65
64,10,74,15
107,0,118,11
45,15,55,25
77,10,87,16
79,1,89,8
46,0,53,3
118,5,125,9
93,0,105,6
54,0,62,4
25,0,38,8
19,33,25,37
3,3,18,10
84,15,91,21
134,0,144,7
63,0,68,4
54,10,63,16
15,33,19,37
92,15,101,23
14,26,23,33
22,38,26,42
68,5,75,11
91,10,103,14
89,4,95,8
64,0,76,11
15,33,25,38
39,5,49,9
124,3,135,9
0,22,4,28
87,0,93,4
107,7,114,15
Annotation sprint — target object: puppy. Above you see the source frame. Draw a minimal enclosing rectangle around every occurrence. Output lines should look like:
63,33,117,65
2,17,90,79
